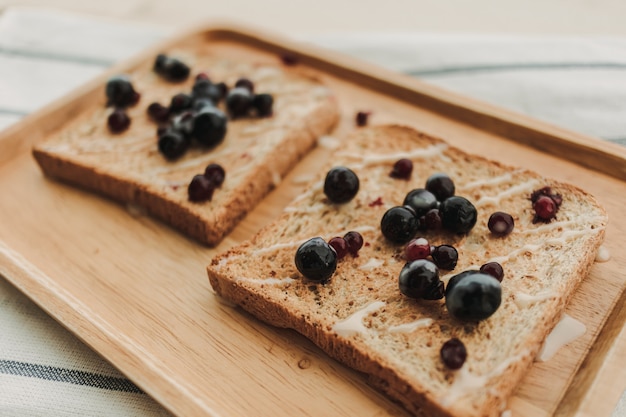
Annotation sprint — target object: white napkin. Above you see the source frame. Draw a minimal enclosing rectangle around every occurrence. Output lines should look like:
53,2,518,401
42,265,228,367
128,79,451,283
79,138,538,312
0,7,624,417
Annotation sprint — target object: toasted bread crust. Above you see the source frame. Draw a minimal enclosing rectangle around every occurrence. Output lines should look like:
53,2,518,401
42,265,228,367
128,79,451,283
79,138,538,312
33,59,339,245
207,125,607,417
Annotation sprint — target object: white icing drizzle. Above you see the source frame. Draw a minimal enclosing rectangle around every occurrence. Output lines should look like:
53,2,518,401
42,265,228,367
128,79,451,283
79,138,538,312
338,143,448,167
290,180,323,203
459,172,516,190
442,353,527,407
283,202,327,214
317,135,341,149
236,276,296,286
359,258,384,271
388,318,433,333
291,174,315,185
595,245,611,262
501,410,512,417
333,301,386,337
513,291,556,309
252,240,304,256
474,180,539,206
536,314,586,362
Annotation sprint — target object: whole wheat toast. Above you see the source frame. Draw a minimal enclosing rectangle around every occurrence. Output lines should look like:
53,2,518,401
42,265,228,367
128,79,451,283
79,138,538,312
207,125,607,417
33,56,339,245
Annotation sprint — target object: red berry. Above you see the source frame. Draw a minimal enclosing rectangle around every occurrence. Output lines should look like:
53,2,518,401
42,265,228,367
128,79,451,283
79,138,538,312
107,109,130,133
344,231,364,256
204,163,225,187
390,159,413,180
188,175,214,202
328,237,348,259
533,195,557,221
480,262,504,282
441,338,467,370
488,212,514,235
356,111,370,127
195,72,210,81
405,238,430,261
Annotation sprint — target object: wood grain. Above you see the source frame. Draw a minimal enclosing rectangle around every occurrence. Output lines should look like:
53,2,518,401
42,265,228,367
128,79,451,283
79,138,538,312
0,25,624,417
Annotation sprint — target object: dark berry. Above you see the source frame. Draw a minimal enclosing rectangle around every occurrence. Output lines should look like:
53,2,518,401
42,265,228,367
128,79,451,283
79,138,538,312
171,112,194,139
356,111,370,127
431,245,458,270
403,189,438,217
440,196,478,234
235,78,255,93
480,262,504,282
426,173,455,201
192,79,222,103
215,82,228,99
323,167,359,204
423,280,445,300
193,98,215,111
281,53,298,65
252,94,274,117
158,129,189,160
390,159,413,180
405,238,430,261
105,75,139,107
533,196,557,222
107,109,130,133
423,208,443,230
188,174,214,202
445,271,502,321
154,56,190,82
488,212,515,235
195,72,210,81
204,163,225,187
398,259,441,299
147,102,170,123
192,107,228,148
294,237,337,282
169,93,193,114
156,125,168,137
343,231,364,256
328,237,348,259
441,338,467,370
226,87,253,118
381,206,419,244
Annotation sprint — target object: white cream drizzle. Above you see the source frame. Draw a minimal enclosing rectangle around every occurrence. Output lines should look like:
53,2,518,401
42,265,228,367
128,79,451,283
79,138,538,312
317,135,341,149
291,174,315,185
337,143,448,168
442,353,527,407
536,314,586,362
595,245,611,262
332,301,386,338
513,291,556,309
388,318,433,333
235,276,295,286
359,258,384,271
459,172,516,190
474,180,539,206
283,202,326,214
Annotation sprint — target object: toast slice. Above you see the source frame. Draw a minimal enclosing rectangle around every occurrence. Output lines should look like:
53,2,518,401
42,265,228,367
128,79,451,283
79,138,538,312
207,125,607,417
33,56,339,245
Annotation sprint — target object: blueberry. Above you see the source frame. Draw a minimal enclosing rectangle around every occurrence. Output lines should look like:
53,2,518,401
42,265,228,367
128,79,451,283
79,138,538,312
398,259,442,299
323,167,359,204
154,55,190,82
343,231,364,256
193,98,215,112
403,189,438,217
169,93,193,114
153,54,168,72
431,245,458,270
235,78,255,93
380,206,419,244
295,237,337,282
440,196,478,234
252,93,274,117
107,109,131,133
488,212,515,235
426,173,455,201
158,129,189,160
192,79,222,103
105,75,139,107
479,262,504,282
171,112,194,139
192,107,228,148
147,102,170,123
445,271,502,321
188,174,214,202
440,338,467,369
204,163,225,187
226,87,253,118
390,158,413,180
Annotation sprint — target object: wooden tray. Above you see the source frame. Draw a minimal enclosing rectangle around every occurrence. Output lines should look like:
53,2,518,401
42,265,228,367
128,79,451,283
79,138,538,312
1,23,625,417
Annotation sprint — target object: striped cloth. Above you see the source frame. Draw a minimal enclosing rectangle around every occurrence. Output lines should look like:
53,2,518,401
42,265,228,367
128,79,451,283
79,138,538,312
0,7,624,417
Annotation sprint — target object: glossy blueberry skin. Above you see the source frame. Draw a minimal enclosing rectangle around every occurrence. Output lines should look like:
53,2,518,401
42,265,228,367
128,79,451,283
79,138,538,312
192,79,223,103
252,93,274,117
425,173,455,201
158,129,189,160
323,167,360,204
440,196,478,234
380,206,419,244
398,259,441,299
105,75,137,107
294,237,337,282
192,107,228,148
154,55,190,82
431,245,459,270
403,188,438,217
445,271,502,321
226,87,253,118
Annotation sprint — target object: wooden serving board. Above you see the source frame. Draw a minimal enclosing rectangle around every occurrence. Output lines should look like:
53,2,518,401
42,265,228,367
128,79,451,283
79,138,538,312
1,24,625,417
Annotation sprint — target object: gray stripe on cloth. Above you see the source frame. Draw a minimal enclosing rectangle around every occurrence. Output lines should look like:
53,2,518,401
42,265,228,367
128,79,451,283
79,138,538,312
0,47,113,68
0,360,143,394
407,62,626,77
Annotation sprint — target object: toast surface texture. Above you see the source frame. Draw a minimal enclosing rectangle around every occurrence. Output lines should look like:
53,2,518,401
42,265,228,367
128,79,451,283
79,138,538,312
207,125,607,417
33,57,339,245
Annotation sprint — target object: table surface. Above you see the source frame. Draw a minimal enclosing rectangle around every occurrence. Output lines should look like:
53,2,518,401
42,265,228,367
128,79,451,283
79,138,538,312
0,4,624,417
